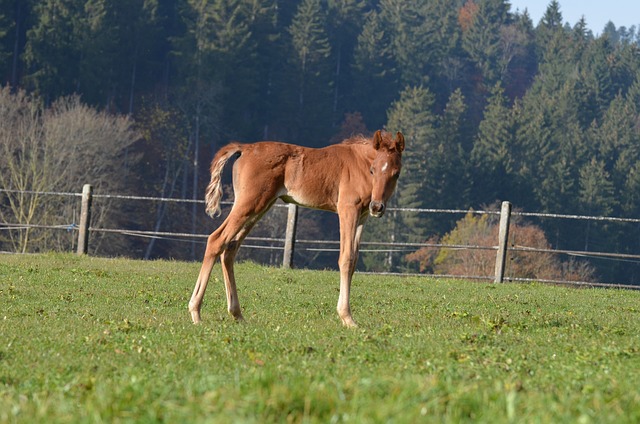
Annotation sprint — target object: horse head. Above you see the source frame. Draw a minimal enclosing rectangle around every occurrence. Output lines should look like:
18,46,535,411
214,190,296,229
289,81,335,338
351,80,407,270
369,130,404,217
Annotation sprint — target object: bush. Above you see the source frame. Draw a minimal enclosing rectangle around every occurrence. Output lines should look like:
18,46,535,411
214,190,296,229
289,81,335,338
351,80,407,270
406,211,595,282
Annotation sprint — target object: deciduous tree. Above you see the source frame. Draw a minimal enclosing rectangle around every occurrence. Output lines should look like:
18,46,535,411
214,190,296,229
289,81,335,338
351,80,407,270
0,88,139,254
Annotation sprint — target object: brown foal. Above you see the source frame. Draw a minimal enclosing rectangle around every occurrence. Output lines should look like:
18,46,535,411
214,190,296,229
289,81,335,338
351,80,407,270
188,130,404,327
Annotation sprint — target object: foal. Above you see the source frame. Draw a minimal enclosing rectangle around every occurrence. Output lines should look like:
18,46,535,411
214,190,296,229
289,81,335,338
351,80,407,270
188,130,404,327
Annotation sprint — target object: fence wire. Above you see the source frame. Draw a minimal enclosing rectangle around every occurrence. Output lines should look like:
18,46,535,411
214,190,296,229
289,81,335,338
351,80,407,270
2,188,640,289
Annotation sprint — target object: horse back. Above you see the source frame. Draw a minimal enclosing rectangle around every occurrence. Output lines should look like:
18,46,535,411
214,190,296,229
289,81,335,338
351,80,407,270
231,141,371,212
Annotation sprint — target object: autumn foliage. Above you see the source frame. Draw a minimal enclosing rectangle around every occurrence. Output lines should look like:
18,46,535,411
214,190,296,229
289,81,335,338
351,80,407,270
458,0,479,32
406,212,595,283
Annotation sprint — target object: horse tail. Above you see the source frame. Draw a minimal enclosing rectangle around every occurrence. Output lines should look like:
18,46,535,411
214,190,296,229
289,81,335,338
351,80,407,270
205,143,242,218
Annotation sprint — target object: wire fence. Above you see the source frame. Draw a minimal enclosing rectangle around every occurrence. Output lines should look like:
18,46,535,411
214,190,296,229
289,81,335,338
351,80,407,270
2,186,640,290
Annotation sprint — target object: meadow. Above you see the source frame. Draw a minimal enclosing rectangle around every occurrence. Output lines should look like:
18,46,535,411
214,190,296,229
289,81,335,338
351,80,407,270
1,253,639,423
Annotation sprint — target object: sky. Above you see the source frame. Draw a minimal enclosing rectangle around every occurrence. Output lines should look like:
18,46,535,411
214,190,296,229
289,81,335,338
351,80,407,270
508,0,640,35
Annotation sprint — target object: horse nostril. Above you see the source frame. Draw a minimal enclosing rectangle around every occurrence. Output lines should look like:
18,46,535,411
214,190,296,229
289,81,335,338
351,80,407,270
369,201,385,216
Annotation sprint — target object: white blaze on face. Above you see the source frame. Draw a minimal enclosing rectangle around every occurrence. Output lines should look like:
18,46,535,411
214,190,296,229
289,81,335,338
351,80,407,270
381,162,388,173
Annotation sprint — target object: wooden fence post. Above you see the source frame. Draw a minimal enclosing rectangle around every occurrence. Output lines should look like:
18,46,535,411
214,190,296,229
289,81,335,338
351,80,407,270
494,201,512,283
283,203,298,268
77,184,93,255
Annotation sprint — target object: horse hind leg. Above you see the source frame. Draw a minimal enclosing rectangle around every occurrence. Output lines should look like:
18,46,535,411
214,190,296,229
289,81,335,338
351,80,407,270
188,224,227,323
188,215,248,323
188,199,276,323
220,203,276,321
220,227,252,321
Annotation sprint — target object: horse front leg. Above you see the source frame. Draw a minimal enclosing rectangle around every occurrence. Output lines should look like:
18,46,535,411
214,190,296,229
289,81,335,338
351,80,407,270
351,220,366,279
337,209,360,328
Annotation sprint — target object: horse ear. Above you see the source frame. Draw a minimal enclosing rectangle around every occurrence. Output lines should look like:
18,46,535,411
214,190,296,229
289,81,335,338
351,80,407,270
395,132,405,152
373,130,383,150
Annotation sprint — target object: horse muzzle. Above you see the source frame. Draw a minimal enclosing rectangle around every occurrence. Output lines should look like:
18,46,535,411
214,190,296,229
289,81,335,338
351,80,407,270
369,201,385,217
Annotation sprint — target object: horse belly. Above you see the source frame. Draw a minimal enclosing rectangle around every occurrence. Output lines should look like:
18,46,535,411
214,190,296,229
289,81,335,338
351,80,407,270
278,187,335,211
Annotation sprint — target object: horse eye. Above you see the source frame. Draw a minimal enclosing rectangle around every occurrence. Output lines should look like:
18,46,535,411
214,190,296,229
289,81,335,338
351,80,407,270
369,167,374,175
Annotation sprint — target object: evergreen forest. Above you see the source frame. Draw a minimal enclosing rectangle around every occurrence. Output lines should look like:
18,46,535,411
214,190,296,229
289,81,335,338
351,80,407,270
2,0,640,284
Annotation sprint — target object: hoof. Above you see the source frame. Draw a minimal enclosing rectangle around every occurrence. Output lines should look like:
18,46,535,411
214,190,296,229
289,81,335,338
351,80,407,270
230,312,245,323
340,316,358,328
189,309,202,324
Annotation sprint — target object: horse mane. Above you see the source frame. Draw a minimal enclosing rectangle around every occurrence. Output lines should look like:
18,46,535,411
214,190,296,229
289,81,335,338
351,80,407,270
340,131,393,147
340,134,370,145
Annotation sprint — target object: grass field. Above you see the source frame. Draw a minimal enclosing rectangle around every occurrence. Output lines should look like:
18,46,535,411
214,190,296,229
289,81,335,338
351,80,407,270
1,253,640,423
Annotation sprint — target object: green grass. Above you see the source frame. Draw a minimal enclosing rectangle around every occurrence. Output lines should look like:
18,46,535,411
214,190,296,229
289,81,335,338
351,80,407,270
1,253,640,423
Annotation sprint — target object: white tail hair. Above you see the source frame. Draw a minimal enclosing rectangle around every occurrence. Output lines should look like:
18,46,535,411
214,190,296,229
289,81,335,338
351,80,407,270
205,143,242,218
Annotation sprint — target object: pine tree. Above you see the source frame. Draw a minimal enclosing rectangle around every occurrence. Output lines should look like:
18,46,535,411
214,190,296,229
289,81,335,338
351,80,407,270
362,84,437,272
579,37,620,122
423,0,462,100
352,9,398,128
286,0,332,144
81,0,162,110
602,21,620,44
515,85,584,214
470,83,514,203
535,0,565,60
239,0,279,139
386,85,437,195
385,85,437,241
429,88,470,230
593,92,640,194
579,158,616,217
326,0,366,123
377,0,435,87
23,0,85,101
578,158,617,251
461,0,510,85
0,0,13,80
505,9,536,98
623,161,640,216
